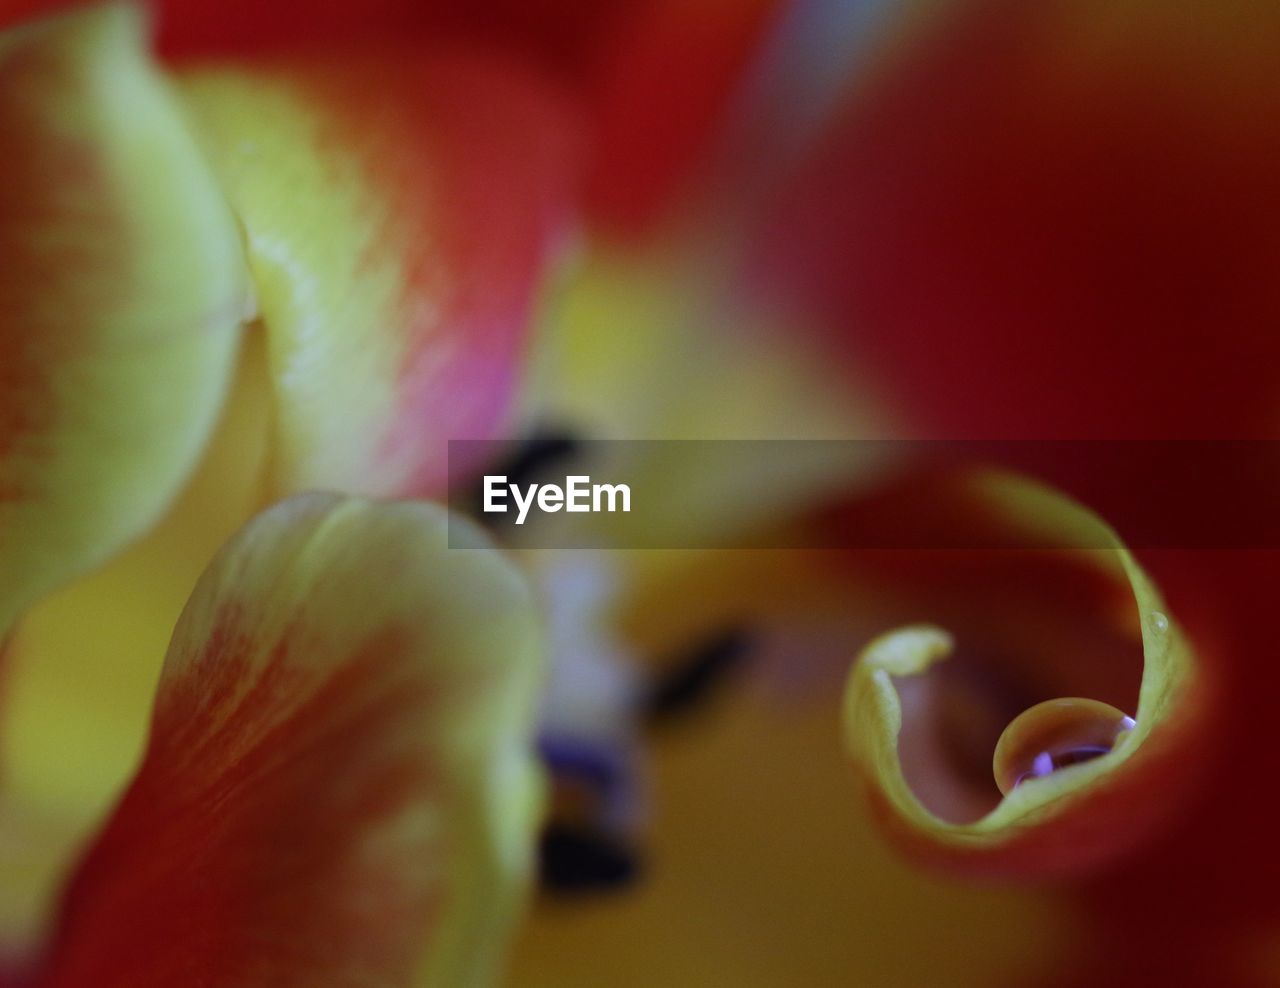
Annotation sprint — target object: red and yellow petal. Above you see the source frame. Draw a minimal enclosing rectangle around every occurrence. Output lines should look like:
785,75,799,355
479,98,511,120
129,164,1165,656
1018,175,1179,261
158,0,783,241
0,4,250,629
176,54,579,500
39,494,543,987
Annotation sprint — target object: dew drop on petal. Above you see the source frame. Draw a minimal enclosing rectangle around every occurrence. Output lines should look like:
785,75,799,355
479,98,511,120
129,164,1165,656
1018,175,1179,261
1151,611,1169,633
992,697,1137,796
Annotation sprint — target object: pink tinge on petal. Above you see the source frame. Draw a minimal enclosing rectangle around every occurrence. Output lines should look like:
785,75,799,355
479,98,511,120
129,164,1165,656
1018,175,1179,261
364,54,582,494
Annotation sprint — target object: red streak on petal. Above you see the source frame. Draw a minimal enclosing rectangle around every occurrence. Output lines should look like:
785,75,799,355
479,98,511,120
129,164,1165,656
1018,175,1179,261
368,56,580,493
40,606,448,987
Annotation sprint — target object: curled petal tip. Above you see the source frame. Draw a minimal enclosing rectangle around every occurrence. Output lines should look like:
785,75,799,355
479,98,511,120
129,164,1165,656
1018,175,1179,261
842,483,1210,880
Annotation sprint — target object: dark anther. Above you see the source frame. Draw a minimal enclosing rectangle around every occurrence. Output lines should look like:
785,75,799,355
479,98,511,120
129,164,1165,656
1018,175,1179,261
644,626,754,727
493,431,581,490
454,427,581,526
539,825,642,894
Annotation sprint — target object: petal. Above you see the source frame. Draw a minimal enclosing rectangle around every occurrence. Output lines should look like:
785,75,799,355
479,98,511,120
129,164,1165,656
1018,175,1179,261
521,247,888,557
751,0,1280,439
841,472,1211,878
2,340,271,964
147,0,643,64
0,341,275,932
581,0,783,237
177,54,579,499
40,494,544,987
0,4,250,627
158,0,782,239
1060,546,1280,983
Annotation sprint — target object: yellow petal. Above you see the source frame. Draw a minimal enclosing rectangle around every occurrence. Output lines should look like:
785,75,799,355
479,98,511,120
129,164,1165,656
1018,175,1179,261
0,4,250,629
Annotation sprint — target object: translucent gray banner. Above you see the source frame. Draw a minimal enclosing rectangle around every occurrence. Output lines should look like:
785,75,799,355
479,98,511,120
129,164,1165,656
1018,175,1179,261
446,439,1280,550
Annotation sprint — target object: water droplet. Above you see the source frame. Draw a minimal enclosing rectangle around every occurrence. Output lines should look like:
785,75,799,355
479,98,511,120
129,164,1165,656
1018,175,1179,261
1151,611,1169,633
993,697,1137,796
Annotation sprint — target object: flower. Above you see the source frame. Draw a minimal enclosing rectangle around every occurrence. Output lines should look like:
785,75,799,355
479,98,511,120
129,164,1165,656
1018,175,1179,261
3,0,1277,985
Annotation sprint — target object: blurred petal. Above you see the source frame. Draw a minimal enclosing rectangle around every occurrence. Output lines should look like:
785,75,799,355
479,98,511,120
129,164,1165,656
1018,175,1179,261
1056,547,1280,985
524,247,889,552
156,0,649,71
178,53,579,498
0,338,275,928
582,0,783,237
752,0,1280,438
5,0,769,241
842,473,1209,878
143,0,626,60
0,793,86,973
0,4,249,628
41,494,544,987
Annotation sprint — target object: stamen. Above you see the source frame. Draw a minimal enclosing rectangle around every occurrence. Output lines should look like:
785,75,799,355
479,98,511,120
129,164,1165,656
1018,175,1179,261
644,627,754,725
539,825,641,894
457,427,581,526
